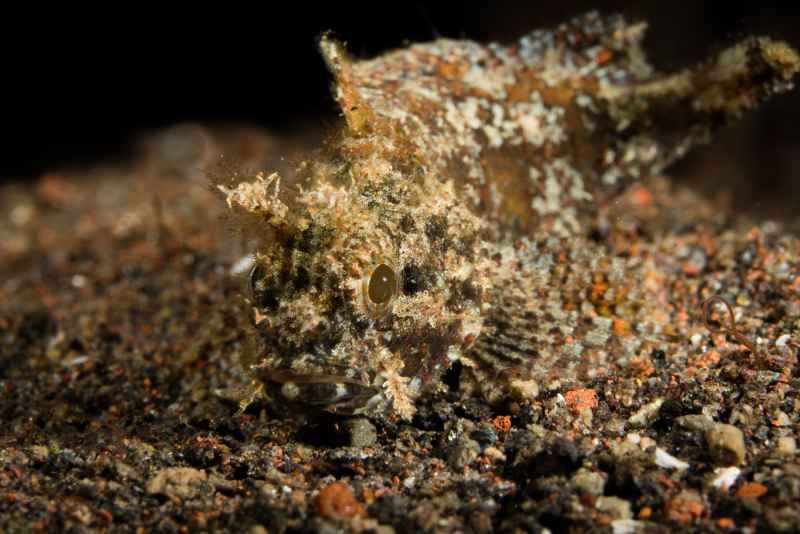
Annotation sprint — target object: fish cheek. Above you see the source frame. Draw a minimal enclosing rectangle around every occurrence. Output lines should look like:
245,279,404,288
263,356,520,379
387,323,461,386
401,262,437,296
254,286,281,312
250,265,281,312
446,279,482,313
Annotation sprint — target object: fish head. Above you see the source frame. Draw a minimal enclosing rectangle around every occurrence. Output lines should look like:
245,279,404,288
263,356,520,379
220,157,488,419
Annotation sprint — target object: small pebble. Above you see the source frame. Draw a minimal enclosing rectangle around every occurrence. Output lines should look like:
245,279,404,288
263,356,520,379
771,411,791,427
30,445,49,463
482,446,507,462
639,437,656,451
627,398,664,427
626,433,641,445
776,437,796,455
469,425,498,448
115,461,138,480
611,519,646,534
675,414,714,433
469,511,493,534
710,466,741,490
572,468,606,496
596,496,632,520
344,417,377,448
146,467,209,499
705,424,746,466
655,447,690,471
447,437,481,470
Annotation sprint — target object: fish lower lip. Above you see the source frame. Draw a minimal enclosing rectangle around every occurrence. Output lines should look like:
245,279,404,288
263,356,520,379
264,370,377,407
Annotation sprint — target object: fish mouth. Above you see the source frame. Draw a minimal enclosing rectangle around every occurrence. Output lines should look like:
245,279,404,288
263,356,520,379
261,369,379,414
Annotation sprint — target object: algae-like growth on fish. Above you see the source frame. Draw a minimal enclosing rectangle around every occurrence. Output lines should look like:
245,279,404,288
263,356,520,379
217,12,799,421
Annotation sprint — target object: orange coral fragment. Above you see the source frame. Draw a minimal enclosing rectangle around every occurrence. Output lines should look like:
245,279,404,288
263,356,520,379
492,415,512,433
735,482,768,498
790,276,800,294
628,184,654,207
629,356,655,378
612,318,630,336
316,482,364,519
691,349,721,369
565,389,598,412
665,496,704,524
596,48,613,65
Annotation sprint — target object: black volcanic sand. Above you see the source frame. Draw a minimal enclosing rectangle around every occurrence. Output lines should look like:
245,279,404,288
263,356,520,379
1,125,799,533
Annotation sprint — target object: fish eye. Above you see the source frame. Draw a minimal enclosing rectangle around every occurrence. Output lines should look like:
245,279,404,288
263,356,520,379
368,263,397,304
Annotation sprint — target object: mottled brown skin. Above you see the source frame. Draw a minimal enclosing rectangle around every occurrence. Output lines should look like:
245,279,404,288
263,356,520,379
324,14,798,240
219,12,799,420
220,151,489,419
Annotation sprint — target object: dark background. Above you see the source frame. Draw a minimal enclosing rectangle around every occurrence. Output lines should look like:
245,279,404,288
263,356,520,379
3,2,800,217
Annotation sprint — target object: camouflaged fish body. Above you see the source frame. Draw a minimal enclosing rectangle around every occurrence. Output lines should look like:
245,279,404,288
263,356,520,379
322,13,799,239
218,13,799,420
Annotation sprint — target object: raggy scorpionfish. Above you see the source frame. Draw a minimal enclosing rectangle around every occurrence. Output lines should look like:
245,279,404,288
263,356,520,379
218,13,799,421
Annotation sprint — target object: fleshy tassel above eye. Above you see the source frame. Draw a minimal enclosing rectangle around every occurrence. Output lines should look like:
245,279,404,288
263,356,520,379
216,171,303,243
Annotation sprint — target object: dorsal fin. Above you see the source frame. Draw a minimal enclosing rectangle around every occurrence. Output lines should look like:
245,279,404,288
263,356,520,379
320,12,799,238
